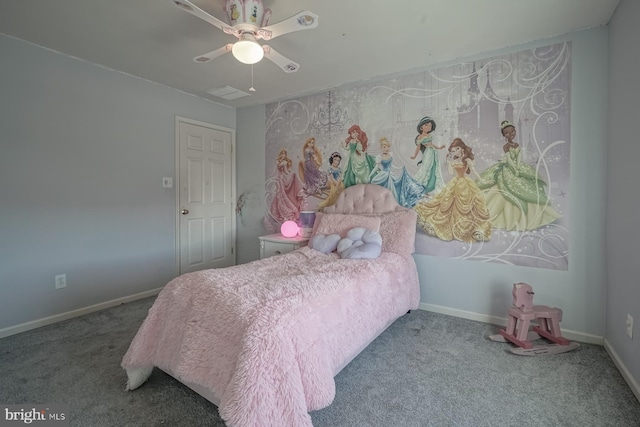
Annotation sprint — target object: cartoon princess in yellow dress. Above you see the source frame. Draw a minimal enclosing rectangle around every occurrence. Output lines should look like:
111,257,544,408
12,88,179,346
414,138,492,243
229,3,240,22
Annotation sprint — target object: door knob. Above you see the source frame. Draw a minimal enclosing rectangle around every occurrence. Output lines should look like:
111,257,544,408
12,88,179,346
181,209,189,215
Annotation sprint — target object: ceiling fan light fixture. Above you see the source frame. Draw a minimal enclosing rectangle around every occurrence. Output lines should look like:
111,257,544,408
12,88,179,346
232,34,264,65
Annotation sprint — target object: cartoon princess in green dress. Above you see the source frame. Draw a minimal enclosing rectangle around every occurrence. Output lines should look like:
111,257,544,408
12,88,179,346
475,121,561,231
342,124,375,187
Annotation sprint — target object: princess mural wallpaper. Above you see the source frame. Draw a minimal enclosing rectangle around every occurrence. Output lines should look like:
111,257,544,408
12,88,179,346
264,42,571,271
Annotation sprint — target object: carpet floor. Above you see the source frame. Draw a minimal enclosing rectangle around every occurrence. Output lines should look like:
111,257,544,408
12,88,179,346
1,296,639,426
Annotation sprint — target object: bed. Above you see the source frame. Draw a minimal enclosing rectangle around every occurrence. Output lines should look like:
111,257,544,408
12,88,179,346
121,184,420,427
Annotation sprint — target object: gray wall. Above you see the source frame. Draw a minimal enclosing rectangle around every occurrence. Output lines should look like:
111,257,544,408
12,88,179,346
237,27,609,342
0,35,235,330
236,24,640,389
235,106,268,264
2,8,637,392
606,0,640,388
417,28,609,340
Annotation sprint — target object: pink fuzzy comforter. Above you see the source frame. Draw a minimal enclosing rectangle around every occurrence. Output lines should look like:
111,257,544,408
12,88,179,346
121,246,419,427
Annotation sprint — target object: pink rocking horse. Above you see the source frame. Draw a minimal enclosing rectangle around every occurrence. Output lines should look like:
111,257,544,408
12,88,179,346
492,283,579,355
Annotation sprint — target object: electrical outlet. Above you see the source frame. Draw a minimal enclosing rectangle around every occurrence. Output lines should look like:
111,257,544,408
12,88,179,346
55,274,67,289
627,314,633,339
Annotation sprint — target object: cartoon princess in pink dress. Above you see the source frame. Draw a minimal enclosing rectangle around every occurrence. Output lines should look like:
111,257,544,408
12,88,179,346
270,148,305,223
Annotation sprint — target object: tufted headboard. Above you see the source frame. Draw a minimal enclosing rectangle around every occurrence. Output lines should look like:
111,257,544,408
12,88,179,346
324,184,407,214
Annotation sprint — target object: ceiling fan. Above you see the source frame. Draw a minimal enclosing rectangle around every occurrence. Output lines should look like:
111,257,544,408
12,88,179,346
173,0,319,73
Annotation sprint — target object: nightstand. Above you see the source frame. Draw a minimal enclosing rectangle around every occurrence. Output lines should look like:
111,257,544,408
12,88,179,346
259,233,310,259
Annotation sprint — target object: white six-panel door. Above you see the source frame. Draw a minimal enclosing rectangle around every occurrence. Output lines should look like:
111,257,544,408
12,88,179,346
177,117,235,275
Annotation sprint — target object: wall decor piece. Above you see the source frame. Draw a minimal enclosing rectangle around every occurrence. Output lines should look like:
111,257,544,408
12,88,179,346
265,42,571,270
236,190,263,229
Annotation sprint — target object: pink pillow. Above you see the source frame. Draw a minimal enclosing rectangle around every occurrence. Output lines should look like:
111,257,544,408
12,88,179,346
371,210,417,257
312,213,381,238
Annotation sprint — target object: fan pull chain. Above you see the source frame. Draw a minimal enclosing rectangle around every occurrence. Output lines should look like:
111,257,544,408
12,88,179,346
249,64,256,92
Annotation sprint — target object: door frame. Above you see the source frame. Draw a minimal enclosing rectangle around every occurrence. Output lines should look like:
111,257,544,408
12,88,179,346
174,115,237,276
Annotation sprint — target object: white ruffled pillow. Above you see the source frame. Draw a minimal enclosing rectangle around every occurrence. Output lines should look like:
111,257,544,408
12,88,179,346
309,233,341,254
337,227,382,259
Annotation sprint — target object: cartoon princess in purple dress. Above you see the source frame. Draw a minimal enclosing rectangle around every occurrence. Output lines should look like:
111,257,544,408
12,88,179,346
298,137,328,195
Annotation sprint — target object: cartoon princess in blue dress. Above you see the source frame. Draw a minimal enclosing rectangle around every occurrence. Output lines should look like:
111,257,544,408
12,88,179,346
369,137,425,208
411,116,446,195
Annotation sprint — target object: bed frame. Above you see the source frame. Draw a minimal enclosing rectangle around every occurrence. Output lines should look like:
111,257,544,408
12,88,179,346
165,185,410,404
163,184,411,406
123,184,419,427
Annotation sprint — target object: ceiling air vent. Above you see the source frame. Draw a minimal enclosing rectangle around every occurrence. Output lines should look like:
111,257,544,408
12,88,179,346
207,85,250,100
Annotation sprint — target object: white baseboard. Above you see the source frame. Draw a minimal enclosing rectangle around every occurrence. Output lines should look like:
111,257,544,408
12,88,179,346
419,302,604,345
603,338,640,403
3,293,636,403
0,288,163,339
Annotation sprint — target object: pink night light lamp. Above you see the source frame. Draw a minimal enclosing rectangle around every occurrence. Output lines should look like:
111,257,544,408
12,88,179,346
280,220,299,238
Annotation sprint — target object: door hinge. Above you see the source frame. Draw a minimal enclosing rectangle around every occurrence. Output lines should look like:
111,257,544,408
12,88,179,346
231,246,234,254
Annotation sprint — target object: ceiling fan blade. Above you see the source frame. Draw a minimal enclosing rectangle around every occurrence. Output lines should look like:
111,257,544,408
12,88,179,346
193,44,233,63
262,45,300,73
257,10,318,40
172,0,240,38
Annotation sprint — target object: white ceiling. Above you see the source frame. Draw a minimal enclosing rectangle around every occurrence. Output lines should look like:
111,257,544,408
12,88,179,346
0,0,620,109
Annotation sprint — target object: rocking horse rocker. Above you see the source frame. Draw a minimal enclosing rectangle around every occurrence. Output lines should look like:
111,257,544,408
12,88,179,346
490,283,580,356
